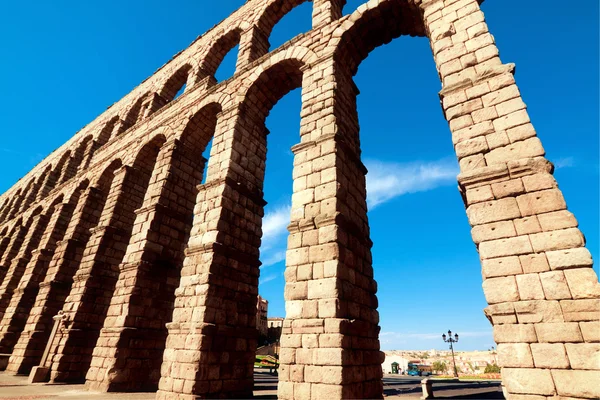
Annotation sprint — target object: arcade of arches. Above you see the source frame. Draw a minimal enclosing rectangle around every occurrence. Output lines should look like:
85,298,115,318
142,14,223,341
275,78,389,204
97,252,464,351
0,0,597,399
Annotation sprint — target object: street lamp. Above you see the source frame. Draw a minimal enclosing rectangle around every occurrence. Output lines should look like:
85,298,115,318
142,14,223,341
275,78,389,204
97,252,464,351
442,330,459,378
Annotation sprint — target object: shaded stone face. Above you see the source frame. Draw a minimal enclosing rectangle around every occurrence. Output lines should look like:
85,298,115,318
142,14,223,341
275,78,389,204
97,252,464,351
0,0,598,399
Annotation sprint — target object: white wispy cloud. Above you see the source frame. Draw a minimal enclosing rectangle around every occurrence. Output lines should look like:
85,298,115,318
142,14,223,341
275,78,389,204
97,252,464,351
554,156,575,169
262,250,286,268
261,205,291,250
365,158,459,209
259,274,278,285
260,205,291,270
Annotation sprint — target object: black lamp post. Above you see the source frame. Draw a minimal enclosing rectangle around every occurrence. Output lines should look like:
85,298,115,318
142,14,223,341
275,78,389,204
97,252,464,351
442,330,459,377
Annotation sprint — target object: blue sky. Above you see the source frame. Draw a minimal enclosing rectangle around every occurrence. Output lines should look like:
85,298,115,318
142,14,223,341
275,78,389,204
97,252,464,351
0,1,597,351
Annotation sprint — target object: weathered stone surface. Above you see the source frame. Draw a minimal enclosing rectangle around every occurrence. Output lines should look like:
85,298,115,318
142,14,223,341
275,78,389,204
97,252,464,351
530,343,570,369
560,299,600,322
502,368,556,396
565,343,600,370
563,268,600,299
479,235,533,259
467,198,521,225
516,274,545,300
482,256,523,278
515,300,564,323
551,370,600,398
546,248,593,270
539,271,572,300
529,228,585,253
483,276,520,304
493,324,537,343
497,343,534,367
535,322,583,343
579,321,600,342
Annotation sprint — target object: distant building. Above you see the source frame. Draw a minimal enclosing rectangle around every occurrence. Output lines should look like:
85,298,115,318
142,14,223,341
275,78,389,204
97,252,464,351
381,352,411,374
256,295,268,338
267,317,284,343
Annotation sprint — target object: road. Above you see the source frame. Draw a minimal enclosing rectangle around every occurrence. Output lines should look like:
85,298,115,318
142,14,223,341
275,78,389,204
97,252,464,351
0,371,503,399
254,371,504,399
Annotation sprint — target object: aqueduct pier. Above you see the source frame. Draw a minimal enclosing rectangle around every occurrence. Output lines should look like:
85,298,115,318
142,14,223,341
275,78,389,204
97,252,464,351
0,0,598,398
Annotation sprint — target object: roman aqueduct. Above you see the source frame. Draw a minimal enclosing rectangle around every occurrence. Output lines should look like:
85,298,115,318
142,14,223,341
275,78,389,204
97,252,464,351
0,0,597,398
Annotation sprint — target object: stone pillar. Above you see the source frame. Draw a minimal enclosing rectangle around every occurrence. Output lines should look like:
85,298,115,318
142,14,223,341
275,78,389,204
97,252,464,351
113,119,130,137
80,140,99,172
238,27,269,67
86,139,200,392
0,213,51,321
278,59,383,400
421,0,600,398
312,0,343,28
141,93,168,120
5,193,26,223
45,165,137,383
157,108,262,399
0,213,45,290
0,201,75,357
0,235,11,263
18,171,49,215
9,187,107,374
0,197,16,223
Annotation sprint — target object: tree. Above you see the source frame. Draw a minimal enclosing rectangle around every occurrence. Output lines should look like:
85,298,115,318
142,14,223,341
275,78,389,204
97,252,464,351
432,361,447,374
484,363,501,373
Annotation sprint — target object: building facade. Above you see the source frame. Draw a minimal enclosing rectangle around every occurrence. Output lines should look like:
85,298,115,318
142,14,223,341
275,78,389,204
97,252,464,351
0,0,597,399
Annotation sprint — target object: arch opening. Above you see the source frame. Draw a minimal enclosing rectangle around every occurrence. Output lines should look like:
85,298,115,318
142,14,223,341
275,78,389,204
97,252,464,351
202,29,242,82
264,0,313,51
160,64,192,103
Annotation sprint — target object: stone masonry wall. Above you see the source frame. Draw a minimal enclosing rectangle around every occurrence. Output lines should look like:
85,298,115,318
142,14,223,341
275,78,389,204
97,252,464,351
0,0,598,399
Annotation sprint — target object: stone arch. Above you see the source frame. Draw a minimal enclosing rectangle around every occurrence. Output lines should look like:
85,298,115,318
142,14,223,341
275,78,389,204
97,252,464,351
159,64,193,103
36,151,72,202
331,0,425,76
0,194,16,224
2,188,24,223
237,46,317,102
116,94,150,135
91,159,123,190
97,116,120,147
251,0,311,58
0,199,8,221
59,136,93,185
12,179,36,215
199,28,243,81
18,165,52,216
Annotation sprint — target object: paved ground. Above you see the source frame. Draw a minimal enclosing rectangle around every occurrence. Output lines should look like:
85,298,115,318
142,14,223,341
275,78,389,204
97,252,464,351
0,371,503,399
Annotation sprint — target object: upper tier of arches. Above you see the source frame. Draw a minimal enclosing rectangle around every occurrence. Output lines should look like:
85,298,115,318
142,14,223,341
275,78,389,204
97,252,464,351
0,0,426,229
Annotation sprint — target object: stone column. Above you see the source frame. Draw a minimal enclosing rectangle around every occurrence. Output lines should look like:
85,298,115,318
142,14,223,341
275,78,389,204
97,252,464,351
86,139,200,392
237,27,268,67
113,119,130,137
80,140,99,172
18,172,49,215
141,93,168,119
9,187,107,374
157,108,262,400
312,0,344,28
0,214,48,301
421,0,600,398
45,165,137,383
0,235,11,263
0,201,75,357
277,59,383,400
